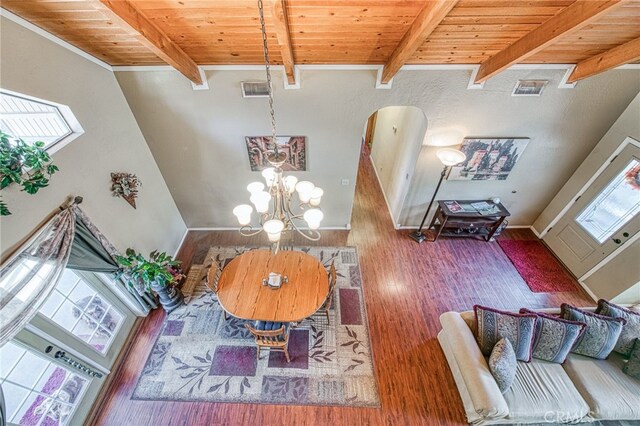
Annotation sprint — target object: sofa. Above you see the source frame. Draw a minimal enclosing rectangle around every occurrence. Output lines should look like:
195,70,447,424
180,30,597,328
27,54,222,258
438,306,640,425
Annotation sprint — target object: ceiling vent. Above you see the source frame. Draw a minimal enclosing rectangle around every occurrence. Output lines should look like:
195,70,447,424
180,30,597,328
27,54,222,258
512,80,548,96
241,81,270,98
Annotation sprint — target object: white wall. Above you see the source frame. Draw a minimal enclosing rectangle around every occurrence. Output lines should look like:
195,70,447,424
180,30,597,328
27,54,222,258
370,106,427,226
0,17,187,258
115,66,639,229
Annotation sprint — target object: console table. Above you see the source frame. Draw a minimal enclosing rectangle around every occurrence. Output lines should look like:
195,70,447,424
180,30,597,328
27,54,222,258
428,200,510,242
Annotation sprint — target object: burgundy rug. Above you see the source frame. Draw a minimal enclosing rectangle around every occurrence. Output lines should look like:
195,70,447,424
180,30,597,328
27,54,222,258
497,239,578,293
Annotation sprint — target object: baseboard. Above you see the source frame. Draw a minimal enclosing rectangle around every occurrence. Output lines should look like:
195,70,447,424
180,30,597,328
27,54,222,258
173,228,189,258
187,226,351,231
368,155,400,229
576,280,599,303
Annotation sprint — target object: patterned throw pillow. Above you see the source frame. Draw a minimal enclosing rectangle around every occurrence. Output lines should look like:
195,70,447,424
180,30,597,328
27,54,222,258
623,338,640,380
561,304,626,360
520,309,586,364
489,338,517,393
474,305,537,362
595,299,640,357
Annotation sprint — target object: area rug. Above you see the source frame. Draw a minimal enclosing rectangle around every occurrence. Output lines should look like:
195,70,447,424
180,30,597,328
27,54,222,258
132,246,380,407
497,239,578,293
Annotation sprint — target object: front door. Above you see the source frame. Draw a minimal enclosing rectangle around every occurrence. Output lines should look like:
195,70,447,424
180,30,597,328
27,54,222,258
544,142,640,278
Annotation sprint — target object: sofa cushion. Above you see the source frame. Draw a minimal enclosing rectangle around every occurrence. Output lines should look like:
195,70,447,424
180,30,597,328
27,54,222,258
623,338,640,380
563,352,640,420
503,359,589,423
520,309,586,363
561,304,625,359
488,338,517,393
595,299,640,357
474,305,537,362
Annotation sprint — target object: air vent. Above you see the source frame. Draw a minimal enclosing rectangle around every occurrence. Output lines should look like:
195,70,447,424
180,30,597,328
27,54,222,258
512,80,548,96
241,81,270,98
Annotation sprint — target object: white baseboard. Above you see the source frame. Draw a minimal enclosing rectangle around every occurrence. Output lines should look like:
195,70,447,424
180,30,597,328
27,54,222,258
576,280,599,303
368,155,399,229
173,228,189,258
187,226,351,231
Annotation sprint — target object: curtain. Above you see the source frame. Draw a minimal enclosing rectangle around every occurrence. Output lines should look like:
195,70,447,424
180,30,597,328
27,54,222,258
70,207,157,311
0,208,75,346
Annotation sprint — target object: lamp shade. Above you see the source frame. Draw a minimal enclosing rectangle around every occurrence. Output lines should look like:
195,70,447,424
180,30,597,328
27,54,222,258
303,208,323,230
261,167,276,187
284,176,298,194
247,181,265,194
436,148,466,166
233,204,253,226
250,191,271,213
263,219,284,242
295,181,315,203
309,187,323,207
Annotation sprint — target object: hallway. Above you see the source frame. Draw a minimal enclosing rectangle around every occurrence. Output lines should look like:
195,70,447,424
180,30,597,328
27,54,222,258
92,144,594,425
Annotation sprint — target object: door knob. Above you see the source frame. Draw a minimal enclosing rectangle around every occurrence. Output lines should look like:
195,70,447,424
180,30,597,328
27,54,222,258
612,238,622,244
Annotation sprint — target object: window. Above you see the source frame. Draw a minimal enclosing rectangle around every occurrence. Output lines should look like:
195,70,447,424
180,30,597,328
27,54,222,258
576,158,640,244
0,90,83,153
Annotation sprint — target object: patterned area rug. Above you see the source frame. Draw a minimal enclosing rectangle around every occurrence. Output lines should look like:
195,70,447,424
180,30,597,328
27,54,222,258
132,246,380,407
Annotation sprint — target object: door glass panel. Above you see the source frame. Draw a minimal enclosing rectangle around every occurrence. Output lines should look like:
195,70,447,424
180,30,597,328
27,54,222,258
576,159,640,244
0,341,89,426
38,269,125,355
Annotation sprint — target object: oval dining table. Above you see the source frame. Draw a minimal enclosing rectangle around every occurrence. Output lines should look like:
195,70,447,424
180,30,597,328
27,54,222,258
213,249,329,323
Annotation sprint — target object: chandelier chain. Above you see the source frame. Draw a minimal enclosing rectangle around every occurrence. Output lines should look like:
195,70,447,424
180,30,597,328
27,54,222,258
258,0,278,154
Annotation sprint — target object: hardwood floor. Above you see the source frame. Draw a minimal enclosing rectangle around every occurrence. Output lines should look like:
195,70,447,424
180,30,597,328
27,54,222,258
92,146,594,425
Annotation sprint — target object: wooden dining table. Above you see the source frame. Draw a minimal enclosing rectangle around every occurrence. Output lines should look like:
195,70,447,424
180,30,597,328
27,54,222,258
213,249,329,323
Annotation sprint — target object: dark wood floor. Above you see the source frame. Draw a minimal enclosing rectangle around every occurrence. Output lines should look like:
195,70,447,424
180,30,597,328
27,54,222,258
92,146,594,425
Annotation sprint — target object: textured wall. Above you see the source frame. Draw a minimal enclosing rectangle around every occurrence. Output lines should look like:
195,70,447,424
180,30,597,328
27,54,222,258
115,66,640,228
0,18,186,258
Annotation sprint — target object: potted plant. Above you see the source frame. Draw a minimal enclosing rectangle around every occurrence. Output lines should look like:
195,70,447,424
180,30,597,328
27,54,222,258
115,249,184,313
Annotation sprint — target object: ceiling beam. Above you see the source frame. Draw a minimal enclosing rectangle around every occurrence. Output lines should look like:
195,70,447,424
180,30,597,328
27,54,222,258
93,0,202,85
380,0,459,84
474,0,626,84
566,37,640,83
271,0,296,85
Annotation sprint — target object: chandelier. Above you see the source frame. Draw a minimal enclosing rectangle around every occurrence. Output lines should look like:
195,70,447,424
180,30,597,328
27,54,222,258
232,0,324,251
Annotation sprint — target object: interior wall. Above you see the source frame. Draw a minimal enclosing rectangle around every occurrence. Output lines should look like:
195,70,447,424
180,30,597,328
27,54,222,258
0,17,187,259
369,106,427,226
115,67,639,229
584,238,640,303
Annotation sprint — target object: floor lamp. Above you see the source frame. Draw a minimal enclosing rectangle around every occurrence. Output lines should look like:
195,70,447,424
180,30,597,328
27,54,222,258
409,148,467,243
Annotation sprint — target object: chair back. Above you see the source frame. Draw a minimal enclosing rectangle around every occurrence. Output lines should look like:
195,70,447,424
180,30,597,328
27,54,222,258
325,261,337,310
245,323,288,346
205,257,223,293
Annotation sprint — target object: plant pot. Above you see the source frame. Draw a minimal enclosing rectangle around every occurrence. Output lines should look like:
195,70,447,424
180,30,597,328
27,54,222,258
151,280,184,314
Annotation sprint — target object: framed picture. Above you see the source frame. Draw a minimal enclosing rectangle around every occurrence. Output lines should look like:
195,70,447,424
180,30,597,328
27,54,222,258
245,136,307,171
448,138,530,181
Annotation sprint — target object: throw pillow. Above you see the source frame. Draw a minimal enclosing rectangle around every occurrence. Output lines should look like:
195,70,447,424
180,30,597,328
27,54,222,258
561,304,626,360
474,305,537,362
622,338,640,380
520,309,586,363
595,299,640,357
489,338,517,393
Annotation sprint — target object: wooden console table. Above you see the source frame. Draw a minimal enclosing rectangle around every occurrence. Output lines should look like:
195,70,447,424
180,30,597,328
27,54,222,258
428,200,510,242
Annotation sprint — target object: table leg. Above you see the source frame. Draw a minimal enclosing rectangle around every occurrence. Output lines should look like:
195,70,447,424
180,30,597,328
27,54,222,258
487,216,506,241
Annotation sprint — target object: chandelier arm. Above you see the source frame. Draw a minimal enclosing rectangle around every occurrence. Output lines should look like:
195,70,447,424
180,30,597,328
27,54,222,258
239,226,264,237
287,218,321,241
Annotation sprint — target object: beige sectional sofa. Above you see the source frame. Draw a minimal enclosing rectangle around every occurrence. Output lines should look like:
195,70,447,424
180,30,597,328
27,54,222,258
438,307,640,425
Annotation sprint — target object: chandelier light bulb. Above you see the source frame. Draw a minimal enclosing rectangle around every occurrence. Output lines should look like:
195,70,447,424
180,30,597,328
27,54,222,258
284,175,298,195
436,148,467,167
303,209,324,230
250,191,271,213
261,167,276,187
247,181,265,194
295,181,315,204
263,219,285,242
309,187,323,207
233,204,253,226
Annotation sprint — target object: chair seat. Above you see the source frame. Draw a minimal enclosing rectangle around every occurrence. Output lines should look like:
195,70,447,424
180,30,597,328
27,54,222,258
254,321,288,331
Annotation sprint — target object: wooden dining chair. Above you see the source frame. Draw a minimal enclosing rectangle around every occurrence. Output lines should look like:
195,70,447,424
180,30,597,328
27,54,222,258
204,257,228,320
316,261,337,325
245,321,291,362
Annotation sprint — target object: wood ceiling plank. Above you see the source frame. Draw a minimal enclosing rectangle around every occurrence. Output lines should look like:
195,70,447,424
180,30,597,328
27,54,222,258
92,0,202,84
474,0,626,83
566,37,640,81
381,0,459,83
272,0,296,84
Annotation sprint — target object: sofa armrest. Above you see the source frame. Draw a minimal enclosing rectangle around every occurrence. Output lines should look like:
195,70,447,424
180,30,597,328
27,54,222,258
440,312,509,421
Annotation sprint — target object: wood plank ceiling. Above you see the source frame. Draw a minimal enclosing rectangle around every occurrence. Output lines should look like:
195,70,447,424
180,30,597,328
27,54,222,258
3,0,640,84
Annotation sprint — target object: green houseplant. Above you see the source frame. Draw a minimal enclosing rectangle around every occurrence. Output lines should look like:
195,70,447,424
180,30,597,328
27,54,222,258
115,249,184,313
0,130,59,215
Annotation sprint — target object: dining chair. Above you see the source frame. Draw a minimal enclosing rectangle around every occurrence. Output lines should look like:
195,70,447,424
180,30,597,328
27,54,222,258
316,261,337,325
245,321,291,362
204,257,228,320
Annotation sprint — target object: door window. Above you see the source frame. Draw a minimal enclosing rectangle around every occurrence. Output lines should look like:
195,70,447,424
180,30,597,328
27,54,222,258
0,341,89,426
576,158,640,244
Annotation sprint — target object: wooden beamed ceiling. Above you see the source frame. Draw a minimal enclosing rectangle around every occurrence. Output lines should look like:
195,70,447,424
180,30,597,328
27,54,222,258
2,0,640,86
